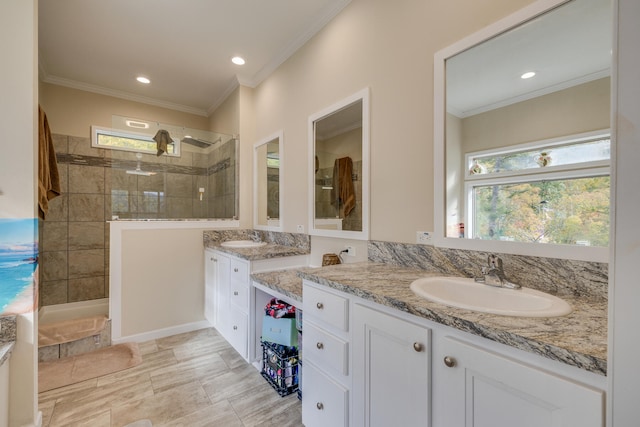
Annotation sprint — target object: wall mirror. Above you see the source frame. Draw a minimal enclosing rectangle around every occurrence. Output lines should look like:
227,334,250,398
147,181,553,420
434,0,611,262
309,88,370,240
254,131,283,230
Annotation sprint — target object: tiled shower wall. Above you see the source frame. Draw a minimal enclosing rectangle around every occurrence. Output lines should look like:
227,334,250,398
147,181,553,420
39,133,237,307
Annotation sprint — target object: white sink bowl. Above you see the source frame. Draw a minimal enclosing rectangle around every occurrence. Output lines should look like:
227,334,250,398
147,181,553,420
410,276,572,317
220,240,267,248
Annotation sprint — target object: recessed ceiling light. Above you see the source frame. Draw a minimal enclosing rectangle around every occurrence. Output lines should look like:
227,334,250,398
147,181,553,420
231,56,245,65
136,76,151,84
521,71,536,79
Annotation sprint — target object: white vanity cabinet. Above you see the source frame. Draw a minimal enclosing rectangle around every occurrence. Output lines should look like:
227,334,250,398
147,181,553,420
352,303,431,427
301,279,606,427
205,248,308,362
205,250,247,358
432,336,605,427
302,281,350,427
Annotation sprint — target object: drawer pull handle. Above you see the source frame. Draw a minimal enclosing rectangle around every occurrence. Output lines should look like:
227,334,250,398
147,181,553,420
316,302,324,309
444,356,456,368
316,342,324,350
234,268,239,272
211,257,216,261
233,291,239,296
233,325,238,330
413,342,423,352
316,402,324,410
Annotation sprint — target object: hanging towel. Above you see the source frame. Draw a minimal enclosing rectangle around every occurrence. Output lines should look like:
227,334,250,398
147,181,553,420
331,156,356,218
153,129,172,156
38,106,61,220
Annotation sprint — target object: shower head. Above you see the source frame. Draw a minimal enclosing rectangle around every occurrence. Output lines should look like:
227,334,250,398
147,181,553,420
126,153,156,176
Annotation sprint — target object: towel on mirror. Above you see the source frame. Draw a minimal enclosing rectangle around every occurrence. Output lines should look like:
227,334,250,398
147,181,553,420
153,129,172,156
331,156,356,217
38,106,61,220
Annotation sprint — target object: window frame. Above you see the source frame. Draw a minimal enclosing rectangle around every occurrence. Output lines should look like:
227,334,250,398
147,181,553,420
91,125,181,157
463,130,611,244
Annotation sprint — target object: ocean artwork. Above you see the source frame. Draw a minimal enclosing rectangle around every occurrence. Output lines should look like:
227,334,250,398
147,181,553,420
0,218,38,314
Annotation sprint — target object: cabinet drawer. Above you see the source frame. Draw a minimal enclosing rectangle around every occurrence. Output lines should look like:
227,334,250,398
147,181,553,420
304,321,348,376
304,284,348,331
302,362,349,427
229,281,249,310
230,259,249,283
227,310,248,359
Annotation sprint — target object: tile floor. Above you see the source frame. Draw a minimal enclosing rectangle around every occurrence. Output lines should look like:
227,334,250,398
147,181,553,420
39,328,302,426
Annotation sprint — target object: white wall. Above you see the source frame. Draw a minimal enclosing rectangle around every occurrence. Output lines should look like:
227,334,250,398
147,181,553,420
0,1,39,425
609,0,640,424
252,0,535,247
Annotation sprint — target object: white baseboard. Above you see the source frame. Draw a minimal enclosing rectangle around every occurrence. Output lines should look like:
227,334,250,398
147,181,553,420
111,321,213,344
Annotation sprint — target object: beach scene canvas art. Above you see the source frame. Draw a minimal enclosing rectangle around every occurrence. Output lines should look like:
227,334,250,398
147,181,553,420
0,218,37,314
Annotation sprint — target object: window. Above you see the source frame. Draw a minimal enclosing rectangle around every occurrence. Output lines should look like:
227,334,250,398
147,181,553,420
91,126,180,156
465,131,610,246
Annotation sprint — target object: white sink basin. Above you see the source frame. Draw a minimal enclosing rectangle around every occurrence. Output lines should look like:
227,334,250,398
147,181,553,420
410,276,572,317
220,240,267,248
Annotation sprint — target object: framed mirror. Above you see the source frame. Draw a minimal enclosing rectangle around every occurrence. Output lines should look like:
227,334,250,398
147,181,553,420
254,131,283,230
434,0,611,262
309,88,370,240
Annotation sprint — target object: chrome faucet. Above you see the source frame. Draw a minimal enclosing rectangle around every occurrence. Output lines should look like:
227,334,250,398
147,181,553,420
474,254,521,289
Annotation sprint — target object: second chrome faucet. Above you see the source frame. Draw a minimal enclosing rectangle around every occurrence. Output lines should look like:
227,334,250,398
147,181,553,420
474,254,521,289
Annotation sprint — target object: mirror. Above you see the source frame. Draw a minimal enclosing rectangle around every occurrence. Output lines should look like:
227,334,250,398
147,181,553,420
434,0,611,262
309,88,370,240
254,131,283,230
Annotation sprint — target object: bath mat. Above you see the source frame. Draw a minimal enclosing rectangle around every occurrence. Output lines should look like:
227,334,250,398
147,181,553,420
38,314,108,347
38,342,141,393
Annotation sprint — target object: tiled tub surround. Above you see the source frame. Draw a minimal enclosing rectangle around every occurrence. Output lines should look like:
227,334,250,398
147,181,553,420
203,229,311,260
39,133,236,307
0,316,17,366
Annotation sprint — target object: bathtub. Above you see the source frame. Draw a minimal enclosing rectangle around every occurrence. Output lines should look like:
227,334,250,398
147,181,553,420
38,298,109,325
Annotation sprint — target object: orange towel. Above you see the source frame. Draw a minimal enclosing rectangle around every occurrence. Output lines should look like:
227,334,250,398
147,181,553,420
38,106,61,220
331,157,356,217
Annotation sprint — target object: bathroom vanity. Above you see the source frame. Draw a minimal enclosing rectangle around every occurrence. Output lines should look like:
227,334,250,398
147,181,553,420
298,263,606,427
204,241,308,362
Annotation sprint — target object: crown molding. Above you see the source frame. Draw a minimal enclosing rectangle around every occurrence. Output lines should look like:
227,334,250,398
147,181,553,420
40,73,209,117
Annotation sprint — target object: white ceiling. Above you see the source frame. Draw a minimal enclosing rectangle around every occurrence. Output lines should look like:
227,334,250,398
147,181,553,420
446,0,611,118
38,0,352,117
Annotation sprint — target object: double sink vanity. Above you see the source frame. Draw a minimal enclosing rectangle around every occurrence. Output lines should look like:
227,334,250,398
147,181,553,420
203,231,607,427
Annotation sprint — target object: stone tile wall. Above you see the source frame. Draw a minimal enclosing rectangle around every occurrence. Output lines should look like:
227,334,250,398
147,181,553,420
39,134,237,307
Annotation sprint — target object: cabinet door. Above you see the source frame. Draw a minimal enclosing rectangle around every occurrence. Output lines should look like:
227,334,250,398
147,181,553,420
353,304,431,427
214,253,230,333
204,250,217,324
435,337,604,427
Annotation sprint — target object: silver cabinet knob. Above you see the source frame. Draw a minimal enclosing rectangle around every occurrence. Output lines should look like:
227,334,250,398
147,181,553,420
444,356,456,368
413,342,423,352
233,291,239,296
233,325,238,330
316,342,324,350
316,402,324,410
316,302,324,309
234,268,239,272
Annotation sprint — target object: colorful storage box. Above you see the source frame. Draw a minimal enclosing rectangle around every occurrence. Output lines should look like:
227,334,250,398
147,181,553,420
262,315,298,347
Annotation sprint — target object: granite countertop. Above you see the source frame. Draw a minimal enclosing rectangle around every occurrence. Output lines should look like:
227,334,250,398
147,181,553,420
205,242,309,261
0,315,17,367
252,262,607,376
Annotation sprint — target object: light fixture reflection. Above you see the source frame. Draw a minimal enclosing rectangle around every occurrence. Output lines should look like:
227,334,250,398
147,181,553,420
231,56,245,65
136,76,151,84
521,71,536,79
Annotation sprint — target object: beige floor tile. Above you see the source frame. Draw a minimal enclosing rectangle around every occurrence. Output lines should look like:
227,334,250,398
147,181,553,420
150,353,230,393
111,381,212,426
38,328,302,427
158,399,244,427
